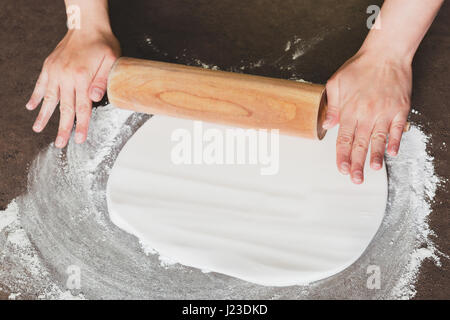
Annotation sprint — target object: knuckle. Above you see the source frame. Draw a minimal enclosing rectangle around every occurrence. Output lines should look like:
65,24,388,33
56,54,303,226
353,137,369,151
60,63,72,74
44,92,57,102
367,100,379,111
74,67,88,78
76,103,92,116
48,64,61,75
59,102,75,115
336,133,353,146
371,131,387,144
391,122,405,132
326,103,339,115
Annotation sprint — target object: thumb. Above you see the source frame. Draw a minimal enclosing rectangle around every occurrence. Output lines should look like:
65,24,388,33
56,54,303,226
323,79,340,129
89,55,117,102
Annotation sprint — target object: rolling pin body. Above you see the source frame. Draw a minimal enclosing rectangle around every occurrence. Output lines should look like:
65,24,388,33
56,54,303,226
107,57,328,139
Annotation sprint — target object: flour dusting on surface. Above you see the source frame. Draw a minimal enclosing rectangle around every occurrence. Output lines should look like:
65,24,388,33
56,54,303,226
0,103,442,299
386,127,444,299
0,35,443,298
0,201,85,299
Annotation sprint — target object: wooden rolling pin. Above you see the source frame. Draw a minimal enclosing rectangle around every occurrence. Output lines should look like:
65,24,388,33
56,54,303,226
107,57,328,140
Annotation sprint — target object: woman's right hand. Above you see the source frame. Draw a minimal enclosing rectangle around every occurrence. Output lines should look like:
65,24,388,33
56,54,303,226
26,28,121,148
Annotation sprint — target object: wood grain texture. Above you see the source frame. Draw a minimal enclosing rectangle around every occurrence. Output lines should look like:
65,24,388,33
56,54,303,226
108,57,328,139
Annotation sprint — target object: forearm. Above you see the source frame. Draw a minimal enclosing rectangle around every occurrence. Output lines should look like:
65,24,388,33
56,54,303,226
360,0,443,63
64,0,111,33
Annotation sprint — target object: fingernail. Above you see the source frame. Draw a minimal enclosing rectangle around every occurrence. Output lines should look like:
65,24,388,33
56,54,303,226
33,122,42,132
352,171,363,184
371,161,382,170
389,147,398,156
322,116,333,129
340,162,350,175
75,132,84,144
371,157,382,170
92,88,103,101
26,102,33,110
55,136,65,148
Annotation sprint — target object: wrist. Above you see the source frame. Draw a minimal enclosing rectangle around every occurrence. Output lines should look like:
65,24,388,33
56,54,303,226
358,40,414,67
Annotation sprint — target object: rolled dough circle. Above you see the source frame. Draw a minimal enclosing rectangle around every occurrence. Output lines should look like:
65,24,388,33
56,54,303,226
107,116,387,286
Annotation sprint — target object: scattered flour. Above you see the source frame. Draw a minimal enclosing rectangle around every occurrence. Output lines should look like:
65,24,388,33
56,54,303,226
386,127,445,298
0,201,85,299
0,105,443,299
0,34,444,298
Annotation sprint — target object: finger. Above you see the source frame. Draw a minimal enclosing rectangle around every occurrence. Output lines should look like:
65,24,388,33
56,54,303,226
387,113,408,156
32,82,60,133
350,121,373,184
89,55,116,102
370,119,390,170
323,79,340,129
26,69,49,110
74,81,92,144
336,114,356,175
55,85,75,148
323,105,340,130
